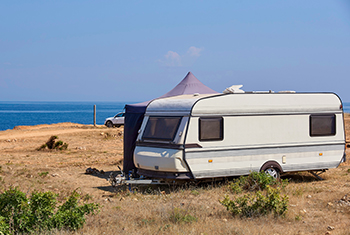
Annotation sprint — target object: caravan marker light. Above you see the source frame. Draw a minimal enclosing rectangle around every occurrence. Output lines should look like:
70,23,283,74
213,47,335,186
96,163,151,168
208,159,213,163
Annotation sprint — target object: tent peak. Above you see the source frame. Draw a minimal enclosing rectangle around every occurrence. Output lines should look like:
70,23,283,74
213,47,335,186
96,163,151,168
159,72,218,98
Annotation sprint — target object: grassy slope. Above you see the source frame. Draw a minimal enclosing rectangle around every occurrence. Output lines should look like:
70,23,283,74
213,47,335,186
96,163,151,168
0,115,349,235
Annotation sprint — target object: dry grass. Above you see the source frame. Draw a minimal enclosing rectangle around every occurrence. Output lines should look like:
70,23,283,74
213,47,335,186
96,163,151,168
0,119,350,234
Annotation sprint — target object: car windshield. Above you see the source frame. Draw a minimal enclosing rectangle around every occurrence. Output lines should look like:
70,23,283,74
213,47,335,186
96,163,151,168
115,113,124,118
143,116,182,141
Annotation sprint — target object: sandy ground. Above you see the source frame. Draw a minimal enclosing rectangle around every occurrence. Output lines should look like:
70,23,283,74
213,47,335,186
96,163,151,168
0,114,349,198
0,115,349,234
0,123,123,199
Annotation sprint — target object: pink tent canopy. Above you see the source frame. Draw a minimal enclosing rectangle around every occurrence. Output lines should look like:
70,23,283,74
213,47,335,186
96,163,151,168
158,71,218,98
126,71,218,112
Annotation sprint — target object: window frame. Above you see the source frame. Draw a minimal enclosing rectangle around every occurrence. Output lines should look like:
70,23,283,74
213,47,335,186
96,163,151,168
199,117,224,141
309,114,336,137
142,116,183,142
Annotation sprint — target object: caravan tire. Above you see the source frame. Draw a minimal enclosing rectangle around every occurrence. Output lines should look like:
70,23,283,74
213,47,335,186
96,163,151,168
260,161,282,179
264,167,280,179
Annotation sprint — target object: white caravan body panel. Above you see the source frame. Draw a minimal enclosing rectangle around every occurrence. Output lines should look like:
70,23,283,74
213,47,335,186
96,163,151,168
134,93,345,179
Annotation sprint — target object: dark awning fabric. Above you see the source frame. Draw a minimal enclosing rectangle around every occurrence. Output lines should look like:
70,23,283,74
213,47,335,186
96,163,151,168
124,101,149,113
123,72,218,175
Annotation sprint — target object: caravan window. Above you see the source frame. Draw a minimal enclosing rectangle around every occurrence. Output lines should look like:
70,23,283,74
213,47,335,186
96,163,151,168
199,117,223,141
310,114,336,136
143,117,182,141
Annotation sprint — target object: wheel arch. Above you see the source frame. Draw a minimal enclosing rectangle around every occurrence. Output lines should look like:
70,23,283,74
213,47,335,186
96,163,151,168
260,161,283,173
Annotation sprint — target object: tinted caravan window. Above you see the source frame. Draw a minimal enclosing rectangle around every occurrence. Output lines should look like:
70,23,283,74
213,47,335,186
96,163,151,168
310,114,336,136
143,117,182,141
199,117,223,141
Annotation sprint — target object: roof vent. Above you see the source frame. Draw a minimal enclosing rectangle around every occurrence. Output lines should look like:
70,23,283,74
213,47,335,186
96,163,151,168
223,85,244,94
278,90,296,93
193,93,200,96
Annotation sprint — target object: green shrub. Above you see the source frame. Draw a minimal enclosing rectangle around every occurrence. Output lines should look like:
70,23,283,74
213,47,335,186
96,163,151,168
0,188,98,234
0,216,9,235
220,185,289,218
229,171,288,193
0,187,30,234
59,143,68,150
52,191,99,230
37,136,68,151
229,181,243,194
28,191,57,231
46,136,58,149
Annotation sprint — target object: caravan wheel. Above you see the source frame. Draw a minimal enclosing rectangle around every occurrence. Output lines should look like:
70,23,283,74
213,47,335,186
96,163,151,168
264,167,280,179
260,161,282,179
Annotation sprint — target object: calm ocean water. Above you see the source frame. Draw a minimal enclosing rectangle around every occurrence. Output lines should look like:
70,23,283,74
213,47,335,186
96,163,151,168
344,102,350,113
0,101,349,131
0,101,130,131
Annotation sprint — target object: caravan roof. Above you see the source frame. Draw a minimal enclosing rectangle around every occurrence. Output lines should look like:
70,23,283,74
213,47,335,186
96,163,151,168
145,92,343,116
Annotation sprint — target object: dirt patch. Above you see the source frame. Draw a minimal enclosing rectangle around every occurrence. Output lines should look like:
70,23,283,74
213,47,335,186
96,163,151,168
0,124,123,199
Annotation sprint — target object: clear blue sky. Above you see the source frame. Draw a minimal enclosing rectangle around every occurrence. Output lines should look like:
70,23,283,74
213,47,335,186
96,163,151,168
1,1,350,102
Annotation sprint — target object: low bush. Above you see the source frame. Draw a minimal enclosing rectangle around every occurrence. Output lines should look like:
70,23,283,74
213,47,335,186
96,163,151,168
229,171,288,193
221,172,289,218
37,136,68,151
0,188,99,234
52,191,98,230
220,185,289,218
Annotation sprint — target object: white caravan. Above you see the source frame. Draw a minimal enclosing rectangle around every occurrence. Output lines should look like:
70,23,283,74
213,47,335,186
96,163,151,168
134,92,346,180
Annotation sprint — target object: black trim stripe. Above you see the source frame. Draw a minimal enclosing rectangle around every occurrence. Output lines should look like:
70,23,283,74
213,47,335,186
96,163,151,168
136,141,183,149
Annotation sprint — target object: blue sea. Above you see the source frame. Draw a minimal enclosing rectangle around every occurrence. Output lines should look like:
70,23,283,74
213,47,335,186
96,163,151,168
0,101,349,131
344,102,350,113
0,101,132,131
